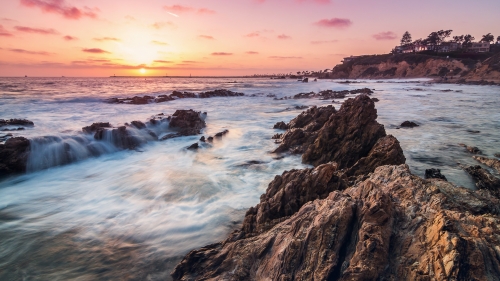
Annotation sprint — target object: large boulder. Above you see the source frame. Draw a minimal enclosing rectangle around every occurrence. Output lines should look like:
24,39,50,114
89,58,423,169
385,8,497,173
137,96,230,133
172,165,500,281
0,137,30,176
169,110,206,136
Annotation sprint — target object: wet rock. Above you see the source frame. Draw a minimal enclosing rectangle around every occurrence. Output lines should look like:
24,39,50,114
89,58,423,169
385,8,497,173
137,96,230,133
467,146,482,154
473,156,500,174
294,105,308,110
107,90,244,105
199,136,206,142
371,97,380,102
495,153,500,158
160,133,181,141
461,165,500,198
82,122,112,134
400,121,419,128
187,143,199,150
130,121,146,129
0,133,13,142
0,119,34,127
171,91,196,99
214,130,229,137
173,165,500,281
301,95,388,167
155,95,174,103
198,89,244,98
111,126,143,149
0,137,30,176
169,110,206,136
271,133,282,140
272,121,287,130
1,127,25,131
291,88,373,100
236,160,265,167
207,136,214,142
425,168,448,181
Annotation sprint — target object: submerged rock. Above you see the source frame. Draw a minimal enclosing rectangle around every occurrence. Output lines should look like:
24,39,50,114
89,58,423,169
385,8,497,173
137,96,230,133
0,137,30,176
425,168,448,181
214,129,229,137
187,143,199,150
400,120,419,128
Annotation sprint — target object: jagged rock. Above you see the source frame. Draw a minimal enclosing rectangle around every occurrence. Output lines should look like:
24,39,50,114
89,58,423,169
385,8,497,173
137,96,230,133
130,121,146,129
214,130,229,137
462,165,500,197
0,137,30,176
271,133,282,140
371,97,380,102
400,121,419,128
187,143,199,150
301,95,387,167
199,136,206,142
273,121,288,130
273,105,336,154
169,110,206,136
0,119,34,127
172,164,500,281
82,122,112,134
241,162,347,237
345,135,406,177
473,156,500,174
291,88,373,100
425,168,448,181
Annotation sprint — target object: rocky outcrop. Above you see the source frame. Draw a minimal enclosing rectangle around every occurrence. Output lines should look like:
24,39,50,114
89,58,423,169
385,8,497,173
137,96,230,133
473,155,500,174
276,88,373,100
462,52,500,84
0,119,34,127
169,110,206,136
273,121,287,130
0,137,30,176
106,89,244,105
173,164,500,281
461,165,500,198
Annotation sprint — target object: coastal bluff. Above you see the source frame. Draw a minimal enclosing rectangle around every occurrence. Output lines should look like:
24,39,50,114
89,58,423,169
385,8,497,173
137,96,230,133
172,95,500,281
324,53,500,84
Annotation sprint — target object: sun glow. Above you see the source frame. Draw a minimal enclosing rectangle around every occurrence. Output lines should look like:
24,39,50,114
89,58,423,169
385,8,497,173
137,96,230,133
139,68,146,74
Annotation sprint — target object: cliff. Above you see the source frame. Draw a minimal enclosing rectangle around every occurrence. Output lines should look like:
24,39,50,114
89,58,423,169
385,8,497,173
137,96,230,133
172,95,500,281
326,52,500,84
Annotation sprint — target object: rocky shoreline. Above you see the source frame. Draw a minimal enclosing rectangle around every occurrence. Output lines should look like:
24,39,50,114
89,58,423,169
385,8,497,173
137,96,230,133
172,95,500,280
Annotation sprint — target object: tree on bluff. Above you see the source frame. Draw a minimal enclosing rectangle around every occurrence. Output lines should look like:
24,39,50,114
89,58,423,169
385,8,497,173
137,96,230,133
400,31,412,46
426,30,453,50
480,33,495,43
463,34,475,49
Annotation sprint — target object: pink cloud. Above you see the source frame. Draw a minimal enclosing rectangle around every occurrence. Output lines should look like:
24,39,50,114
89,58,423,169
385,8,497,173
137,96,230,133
14,26,58,34
269,56,302,59
199,35,215,40
82,48,110,54
163,5,215,15
245,32,261,38
63,35,77,40
246,51,259,55
0,25,14,37
311,40,338,44
314,18,352,29
211,52,233,56
8,48,52,55
151,40,168,46
19,0,98,20
151,21,176,29
1,18,18,23
372,31,397,40
93,37,120,42
277,34,291,40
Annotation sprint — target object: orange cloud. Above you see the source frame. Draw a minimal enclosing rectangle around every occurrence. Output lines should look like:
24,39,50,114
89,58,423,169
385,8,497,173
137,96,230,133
20,0,98,20
246,51,259,54
199,35,215,40
277,34,291,39
63,35,77,41
14,26,58,35
372,31,397,40
7,48,52,55
314,18,352,28
0,25,14,37
82,48,110,54
151,21,176,29
211,52,232,56
93,37,120,42
154,60,173,63
151,40,168,45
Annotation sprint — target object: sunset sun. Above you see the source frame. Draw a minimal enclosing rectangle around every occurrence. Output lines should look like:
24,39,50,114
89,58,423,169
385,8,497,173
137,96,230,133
139,68,146,74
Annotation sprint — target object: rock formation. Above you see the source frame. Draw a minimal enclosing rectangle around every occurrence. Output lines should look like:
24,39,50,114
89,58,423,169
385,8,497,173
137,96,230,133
106,89,244,105
0,137,30,176
0,119,34,127
400,121,419,128
473,155,500,174
172,94,500,281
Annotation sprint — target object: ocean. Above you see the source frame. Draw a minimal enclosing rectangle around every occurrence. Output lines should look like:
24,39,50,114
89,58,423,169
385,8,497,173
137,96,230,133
0,77,499,280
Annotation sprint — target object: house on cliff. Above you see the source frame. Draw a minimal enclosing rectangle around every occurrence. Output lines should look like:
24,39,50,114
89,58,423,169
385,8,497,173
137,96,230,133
469,42,491,52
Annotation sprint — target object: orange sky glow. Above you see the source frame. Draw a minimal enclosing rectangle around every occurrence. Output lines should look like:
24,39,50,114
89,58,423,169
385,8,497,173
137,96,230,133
0,0,499,76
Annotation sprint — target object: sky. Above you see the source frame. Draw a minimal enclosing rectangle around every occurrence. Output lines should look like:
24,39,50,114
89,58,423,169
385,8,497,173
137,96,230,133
0,0,499,77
